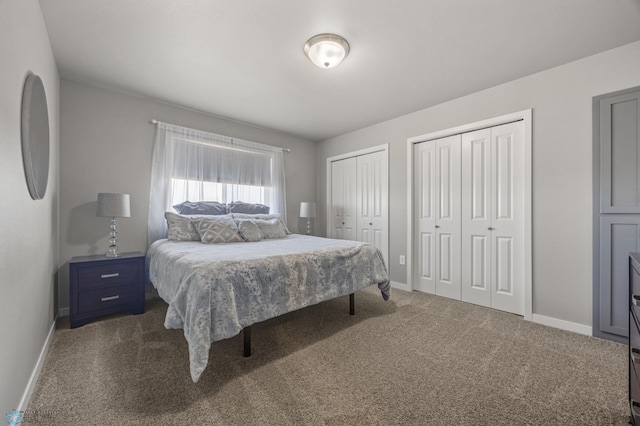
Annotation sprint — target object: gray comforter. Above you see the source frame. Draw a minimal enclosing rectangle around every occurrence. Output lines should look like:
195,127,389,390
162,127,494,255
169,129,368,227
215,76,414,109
147,234,390,382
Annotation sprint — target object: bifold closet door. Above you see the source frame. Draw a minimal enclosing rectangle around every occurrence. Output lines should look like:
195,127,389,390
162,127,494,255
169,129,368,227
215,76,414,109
414,135,461,299
356,150,389,264
330,157,357,240
461,121,525,315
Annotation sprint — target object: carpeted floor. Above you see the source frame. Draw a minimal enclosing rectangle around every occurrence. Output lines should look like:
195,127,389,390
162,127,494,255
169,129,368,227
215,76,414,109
26,287,628,425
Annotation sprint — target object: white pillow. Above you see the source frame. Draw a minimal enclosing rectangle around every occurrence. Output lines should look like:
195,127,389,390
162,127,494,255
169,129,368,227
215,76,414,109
254,218,288,239
190,215,244,244
165,212,200,241
237,220,263,242
231,213,290,234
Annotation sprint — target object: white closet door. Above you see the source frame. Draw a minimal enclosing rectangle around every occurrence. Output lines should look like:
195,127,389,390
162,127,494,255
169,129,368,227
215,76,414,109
434,135,461,299
461,128,492,307
356,151,389,265
461,121,524,315
490,122,524,315
331,157,357,240
413,135,461,298
414,141,436,293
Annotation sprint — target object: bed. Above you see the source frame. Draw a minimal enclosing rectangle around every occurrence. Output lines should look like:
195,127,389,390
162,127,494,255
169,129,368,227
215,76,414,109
147,232,390,382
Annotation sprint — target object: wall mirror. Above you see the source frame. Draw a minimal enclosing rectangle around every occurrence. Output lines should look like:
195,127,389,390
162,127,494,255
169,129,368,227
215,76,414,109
21,73,50,200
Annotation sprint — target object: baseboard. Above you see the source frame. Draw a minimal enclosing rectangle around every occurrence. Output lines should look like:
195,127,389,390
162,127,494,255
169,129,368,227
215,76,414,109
390,281,411,292
17,316,57,411
387,284,591,336
58,307,69,317
531,313,592,336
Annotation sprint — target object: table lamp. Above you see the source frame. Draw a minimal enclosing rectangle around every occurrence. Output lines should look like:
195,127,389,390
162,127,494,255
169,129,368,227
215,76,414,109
97,193,131,257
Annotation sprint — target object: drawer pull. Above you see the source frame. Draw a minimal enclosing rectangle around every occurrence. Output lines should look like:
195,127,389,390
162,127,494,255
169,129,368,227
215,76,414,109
101,295,120,302
101,273,120,279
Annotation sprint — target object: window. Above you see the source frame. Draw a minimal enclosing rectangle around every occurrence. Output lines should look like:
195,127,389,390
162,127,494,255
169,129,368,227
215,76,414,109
170,179,270,207
148,121,286,244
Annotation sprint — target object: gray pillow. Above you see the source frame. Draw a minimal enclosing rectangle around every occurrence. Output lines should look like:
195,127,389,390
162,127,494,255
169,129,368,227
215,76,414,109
254,218,288,239
237,220,263,242
190,214,244,244
165,212,201,241
231,213,291,234
173,201,228,215
227,201,270,214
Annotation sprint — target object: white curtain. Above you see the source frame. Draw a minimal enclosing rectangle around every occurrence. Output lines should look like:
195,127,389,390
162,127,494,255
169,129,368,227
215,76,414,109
148,122,287,245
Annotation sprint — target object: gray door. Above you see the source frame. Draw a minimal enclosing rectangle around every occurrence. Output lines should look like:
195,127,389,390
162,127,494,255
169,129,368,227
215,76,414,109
595,88,640,342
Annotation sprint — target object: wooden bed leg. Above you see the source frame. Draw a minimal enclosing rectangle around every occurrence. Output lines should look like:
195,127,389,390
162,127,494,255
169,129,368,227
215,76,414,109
350,293,355,315
243,325,252,357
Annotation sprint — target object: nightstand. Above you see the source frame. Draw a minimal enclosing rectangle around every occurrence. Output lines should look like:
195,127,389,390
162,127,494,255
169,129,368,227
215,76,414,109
69,252,145,328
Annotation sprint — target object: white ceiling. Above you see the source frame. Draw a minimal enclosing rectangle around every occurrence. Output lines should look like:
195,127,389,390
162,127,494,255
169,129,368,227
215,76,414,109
39,0,640,142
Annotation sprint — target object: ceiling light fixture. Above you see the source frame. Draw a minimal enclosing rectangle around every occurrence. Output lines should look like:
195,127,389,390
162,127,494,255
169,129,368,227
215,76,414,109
303,33,350,69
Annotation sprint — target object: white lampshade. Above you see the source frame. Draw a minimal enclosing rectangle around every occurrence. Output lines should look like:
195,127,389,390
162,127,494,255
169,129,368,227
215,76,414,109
303,34,350,69
97,193,131,218
300,202,316,218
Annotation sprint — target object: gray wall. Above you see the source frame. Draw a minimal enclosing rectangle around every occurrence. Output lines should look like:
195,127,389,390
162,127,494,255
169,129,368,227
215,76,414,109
0,0,60,411
58,80,317,310
316,40,640,328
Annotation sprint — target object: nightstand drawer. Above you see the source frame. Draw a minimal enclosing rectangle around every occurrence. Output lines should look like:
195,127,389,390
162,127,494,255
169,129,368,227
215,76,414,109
78,285,139,315
77,261,139,290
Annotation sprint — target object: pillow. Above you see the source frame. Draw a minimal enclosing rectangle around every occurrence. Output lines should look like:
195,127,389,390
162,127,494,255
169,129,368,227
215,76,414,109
165,212,201,241
227,201,270,214
237,220,263,242
173,201,228,215
190,214,244,244
231,213,291,234
254,218,288,239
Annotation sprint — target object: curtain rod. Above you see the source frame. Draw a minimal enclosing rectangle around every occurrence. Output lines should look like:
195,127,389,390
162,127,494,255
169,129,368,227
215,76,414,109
150,119,291,153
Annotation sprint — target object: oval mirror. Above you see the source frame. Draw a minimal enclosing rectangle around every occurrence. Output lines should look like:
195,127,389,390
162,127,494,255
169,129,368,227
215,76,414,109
21,73,50,200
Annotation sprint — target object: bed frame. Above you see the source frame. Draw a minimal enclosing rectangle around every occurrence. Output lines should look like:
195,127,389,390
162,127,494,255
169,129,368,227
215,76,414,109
242,293,355,357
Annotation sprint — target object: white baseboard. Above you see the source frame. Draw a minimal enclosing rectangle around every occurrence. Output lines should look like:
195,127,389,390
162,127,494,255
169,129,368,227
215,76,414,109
386,284,592,336
58,307,69,317
17,316,57,411
531,313,592,336
390,281,411,292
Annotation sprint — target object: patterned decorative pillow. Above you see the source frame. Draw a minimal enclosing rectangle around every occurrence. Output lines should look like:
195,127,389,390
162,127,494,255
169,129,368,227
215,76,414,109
190,215,244,244
165,212,201,241
237,220,263,242
231,213,291,234
173,201,228,215
227,201,270,214
254,218,288,239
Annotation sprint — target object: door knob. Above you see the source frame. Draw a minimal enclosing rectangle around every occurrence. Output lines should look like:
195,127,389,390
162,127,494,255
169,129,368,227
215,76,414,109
369,222,373,226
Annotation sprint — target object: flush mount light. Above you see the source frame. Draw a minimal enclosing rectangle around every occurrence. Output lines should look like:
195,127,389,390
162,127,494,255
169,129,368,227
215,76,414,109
303,33,350,69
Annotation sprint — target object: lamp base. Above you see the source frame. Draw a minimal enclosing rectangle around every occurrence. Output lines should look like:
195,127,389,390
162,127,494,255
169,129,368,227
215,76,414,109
105,217,120,258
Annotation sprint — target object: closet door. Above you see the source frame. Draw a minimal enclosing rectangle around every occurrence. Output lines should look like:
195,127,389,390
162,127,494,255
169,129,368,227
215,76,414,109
414,141,436,293
434,135,461,299
461,121,524,315
356,151,389,264
489,122,525,315
331,157,357,240
413,135,461,298
461,128,492,307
